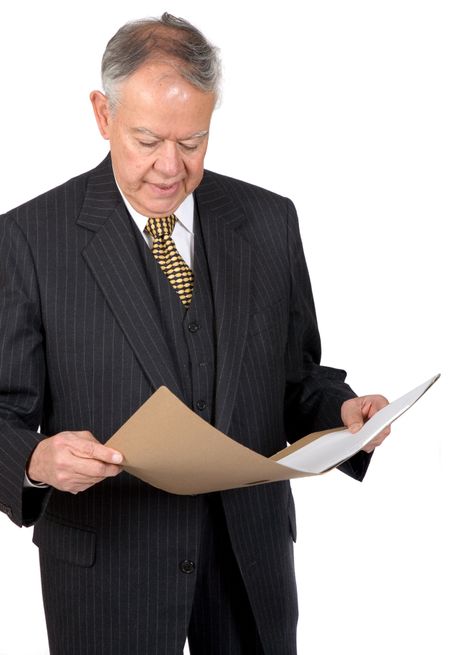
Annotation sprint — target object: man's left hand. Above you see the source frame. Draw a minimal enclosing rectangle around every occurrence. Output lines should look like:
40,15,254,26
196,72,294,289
341,395,390,453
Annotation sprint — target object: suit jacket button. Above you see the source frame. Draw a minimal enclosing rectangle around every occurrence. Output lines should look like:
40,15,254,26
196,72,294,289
179,560,195,574
188,322,200,333
195,400,207,411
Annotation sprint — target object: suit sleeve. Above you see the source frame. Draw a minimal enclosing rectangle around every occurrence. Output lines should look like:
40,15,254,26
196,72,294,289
0,215,51,527
283,200,372,481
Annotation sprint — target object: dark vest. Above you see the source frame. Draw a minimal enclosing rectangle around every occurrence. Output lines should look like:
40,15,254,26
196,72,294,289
131,205,216,425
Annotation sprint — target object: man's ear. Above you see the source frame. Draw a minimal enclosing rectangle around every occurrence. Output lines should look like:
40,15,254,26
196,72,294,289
90,90,111,140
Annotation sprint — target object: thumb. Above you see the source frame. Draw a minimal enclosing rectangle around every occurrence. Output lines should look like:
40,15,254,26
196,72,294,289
347,421,364,434
341,400,364,434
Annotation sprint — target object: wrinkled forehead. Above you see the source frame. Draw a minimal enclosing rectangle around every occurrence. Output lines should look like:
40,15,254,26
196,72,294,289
110,63,216,137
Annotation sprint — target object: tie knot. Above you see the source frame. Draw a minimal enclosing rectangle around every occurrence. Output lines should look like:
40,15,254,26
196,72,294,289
145,215,176,239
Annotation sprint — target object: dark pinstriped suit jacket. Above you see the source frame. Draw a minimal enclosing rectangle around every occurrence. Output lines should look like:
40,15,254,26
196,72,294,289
0,155,370,654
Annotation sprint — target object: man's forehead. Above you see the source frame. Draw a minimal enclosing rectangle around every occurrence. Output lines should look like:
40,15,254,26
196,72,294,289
126,61,199,93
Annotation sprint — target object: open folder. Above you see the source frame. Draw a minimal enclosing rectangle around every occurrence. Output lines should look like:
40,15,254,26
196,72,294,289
106,374,440,495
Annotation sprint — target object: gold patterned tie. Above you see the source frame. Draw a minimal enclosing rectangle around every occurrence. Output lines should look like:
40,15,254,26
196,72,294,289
144,215,194,307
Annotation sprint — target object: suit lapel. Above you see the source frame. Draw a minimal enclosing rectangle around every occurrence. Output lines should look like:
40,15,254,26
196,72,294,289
195,172,252,435
77,156,183,398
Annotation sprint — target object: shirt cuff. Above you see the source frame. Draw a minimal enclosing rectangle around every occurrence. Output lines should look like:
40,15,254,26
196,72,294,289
23,471,49,489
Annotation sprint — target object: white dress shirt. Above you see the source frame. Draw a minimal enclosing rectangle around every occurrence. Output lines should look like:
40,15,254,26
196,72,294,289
119,187,195,269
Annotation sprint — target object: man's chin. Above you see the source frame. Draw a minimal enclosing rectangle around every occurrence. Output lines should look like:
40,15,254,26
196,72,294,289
128,196,184,218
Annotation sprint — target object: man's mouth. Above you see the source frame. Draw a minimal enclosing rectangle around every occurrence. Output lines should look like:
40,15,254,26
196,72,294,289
147,181,181,195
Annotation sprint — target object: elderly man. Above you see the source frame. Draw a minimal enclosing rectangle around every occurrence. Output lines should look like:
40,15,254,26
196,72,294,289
0,13,388,655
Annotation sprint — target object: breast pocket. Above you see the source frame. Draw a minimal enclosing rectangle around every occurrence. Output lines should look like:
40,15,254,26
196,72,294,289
248,298,286,338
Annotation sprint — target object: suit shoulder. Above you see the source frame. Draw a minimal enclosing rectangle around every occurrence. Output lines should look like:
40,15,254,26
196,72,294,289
0,162,99,226
202,170,290,208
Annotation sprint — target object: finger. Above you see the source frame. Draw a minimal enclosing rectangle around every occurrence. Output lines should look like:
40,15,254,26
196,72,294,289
347,421,363,434
70,437,123,464
365,395,389,418
362,426,391,452
70,459,123,480
341,401,364,433
342,395,390,433
52,462,122,492
363,439,384,453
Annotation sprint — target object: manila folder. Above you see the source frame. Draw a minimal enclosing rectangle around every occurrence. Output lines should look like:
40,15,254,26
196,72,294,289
106,375,439,495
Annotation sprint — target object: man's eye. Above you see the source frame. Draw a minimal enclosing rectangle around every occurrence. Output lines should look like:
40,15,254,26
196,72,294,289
180,143,199,151
139,141,158,148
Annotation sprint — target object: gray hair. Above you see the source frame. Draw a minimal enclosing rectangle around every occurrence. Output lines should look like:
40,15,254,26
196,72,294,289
101,13,221,109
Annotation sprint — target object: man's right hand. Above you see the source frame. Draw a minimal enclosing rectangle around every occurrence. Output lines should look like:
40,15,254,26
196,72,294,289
27,431,123,494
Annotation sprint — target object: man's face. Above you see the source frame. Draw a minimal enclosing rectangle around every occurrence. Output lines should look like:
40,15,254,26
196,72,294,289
91,62,216,217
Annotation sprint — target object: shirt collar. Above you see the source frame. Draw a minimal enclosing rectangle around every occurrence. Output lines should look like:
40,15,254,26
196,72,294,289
115,180,194,235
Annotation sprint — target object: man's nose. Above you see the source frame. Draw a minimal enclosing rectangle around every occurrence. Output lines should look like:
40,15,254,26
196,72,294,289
154,141,183,178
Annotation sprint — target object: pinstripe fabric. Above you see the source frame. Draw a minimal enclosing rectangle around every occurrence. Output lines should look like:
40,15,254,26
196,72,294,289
0,155,371,654
188,495,264,654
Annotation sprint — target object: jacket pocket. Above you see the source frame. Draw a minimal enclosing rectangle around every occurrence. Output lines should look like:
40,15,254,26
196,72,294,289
33,513,96,568
248,298,284,337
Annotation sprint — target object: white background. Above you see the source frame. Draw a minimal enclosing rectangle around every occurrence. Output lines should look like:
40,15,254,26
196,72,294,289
0,1,448,653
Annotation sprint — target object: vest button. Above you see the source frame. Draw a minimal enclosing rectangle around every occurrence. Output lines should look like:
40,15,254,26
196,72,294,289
188,322,199,333
179,560,195,574
196,400,207,411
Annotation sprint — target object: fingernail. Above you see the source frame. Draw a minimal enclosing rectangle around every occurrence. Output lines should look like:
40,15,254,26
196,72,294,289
112,452,123,464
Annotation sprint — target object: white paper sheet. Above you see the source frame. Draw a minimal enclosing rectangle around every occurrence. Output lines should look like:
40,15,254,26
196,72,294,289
276,374,440,474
